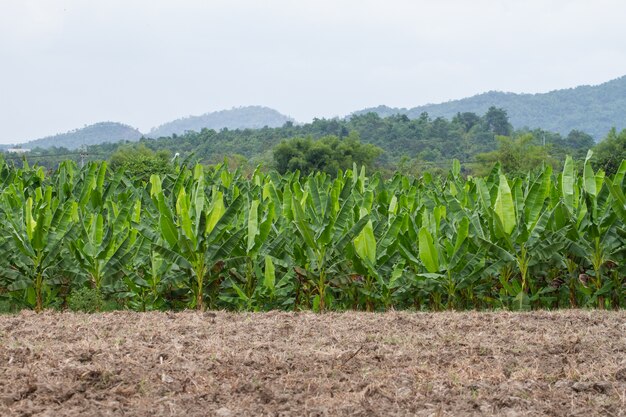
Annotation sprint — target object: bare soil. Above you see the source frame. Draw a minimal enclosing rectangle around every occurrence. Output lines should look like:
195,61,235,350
0,310,625,416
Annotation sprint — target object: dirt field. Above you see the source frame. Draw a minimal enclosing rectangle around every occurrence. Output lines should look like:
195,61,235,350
0,310,624,417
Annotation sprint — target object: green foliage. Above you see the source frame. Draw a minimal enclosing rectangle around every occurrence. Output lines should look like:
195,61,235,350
109,144,174,182
273,133,383,175
68,287,104,313
565,130,596,152
592,128,626,176
0,157,623,313
475,134,556,176
484,106,512,136
7,109,598,176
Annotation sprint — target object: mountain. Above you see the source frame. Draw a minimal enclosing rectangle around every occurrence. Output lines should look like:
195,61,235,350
353,75,626,139
10,106,294,149
148,106,295,138
25,122,143,150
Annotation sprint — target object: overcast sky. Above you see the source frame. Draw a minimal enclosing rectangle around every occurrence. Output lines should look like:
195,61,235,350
1,0,626,144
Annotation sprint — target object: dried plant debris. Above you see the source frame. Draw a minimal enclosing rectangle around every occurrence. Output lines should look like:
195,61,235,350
0,310,625,416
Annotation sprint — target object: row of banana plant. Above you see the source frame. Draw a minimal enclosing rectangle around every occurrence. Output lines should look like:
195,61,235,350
0,152,624,312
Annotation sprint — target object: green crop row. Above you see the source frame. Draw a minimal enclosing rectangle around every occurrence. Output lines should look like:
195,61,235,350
0,152,624,312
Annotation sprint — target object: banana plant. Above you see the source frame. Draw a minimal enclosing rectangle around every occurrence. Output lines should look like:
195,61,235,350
222,254,296,310
147,169,244,310
566,151,622,308
350,195,405,310
0,186,76,311
472,165,566,310
121,236,177,311
290,170,369,311
604,160,626,307
0,155,624,313
221,187,295,310
68,203,134,295
398,205,483,310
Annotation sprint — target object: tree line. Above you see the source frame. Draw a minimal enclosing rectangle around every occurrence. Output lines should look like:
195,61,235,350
4,107,624,177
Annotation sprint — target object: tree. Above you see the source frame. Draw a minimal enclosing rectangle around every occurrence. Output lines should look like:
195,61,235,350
109,144,174,181
565,129,595,150
453,112,481,132
273,133,383,175
273,138,310,174
593,128,626,175
475,134,554,176
484,106,512,136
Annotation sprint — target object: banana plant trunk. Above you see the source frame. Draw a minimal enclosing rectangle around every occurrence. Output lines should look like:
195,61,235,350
35,272,43,313
196,267,205,311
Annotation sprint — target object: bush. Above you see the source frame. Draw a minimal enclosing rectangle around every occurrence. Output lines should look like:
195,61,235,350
68,287,104,313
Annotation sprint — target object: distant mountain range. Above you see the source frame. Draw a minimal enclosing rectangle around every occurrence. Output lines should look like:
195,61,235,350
353,75,626,139
10,106,294,150
147,106,295,138
7,76,626,150
23,122,143,150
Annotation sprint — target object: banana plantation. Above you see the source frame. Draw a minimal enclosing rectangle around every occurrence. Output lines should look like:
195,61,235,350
0,152,624,313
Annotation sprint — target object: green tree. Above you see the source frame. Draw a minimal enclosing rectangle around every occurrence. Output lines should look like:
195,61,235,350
475,134,554,176
565,129,595,150
484,106,512,136
453,112,481,133
592,128,626,175
109,144,174,182
273,133,382,175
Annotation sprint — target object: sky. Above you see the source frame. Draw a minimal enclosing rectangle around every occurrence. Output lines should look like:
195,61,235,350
1,0,626,144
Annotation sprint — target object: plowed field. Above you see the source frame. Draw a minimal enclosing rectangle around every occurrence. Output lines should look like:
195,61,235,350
1,310,625,416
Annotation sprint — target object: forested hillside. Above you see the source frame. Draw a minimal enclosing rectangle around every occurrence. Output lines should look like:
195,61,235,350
148,106,294,137
355,75,626,139
136,108,593,167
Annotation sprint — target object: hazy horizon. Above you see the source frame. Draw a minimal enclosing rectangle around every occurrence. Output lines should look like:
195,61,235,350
2,0,626,144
